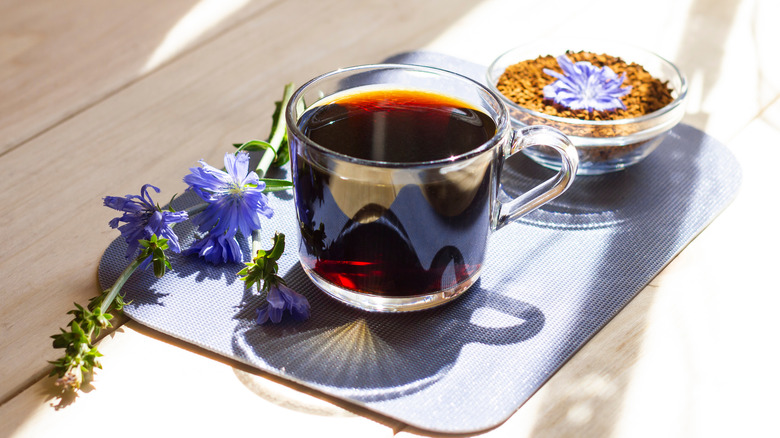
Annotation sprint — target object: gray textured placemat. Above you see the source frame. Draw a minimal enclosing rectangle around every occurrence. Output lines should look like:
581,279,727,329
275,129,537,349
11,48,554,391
97,53,741,434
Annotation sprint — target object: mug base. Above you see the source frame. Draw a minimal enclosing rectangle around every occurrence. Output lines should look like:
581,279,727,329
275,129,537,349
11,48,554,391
301,264,482,312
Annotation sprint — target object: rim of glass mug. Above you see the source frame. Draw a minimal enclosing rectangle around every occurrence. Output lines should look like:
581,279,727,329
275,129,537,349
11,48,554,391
285,64,516,168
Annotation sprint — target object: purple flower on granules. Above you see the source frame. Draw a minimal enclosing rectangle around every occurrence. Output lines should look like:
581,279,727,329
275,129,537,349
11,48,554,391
256,282,311,324
543,55,632,112
104,184,188,259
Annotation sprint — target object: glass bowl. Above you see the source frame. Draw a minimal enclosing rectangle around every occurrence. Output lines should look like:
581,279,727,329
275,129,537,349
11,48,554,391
487,40,688,175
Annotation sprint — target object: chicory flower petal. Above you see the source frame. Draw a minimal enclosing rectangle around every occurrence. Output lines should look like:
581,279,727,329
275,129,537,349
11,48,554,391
183,152,273,241
256,283,311,324
104,184,188,258
184,232,243,264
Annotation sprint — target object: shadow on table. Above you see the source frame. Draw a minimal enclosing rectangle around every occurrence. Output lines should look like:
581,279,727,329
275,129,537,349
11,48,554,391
515,128,709,437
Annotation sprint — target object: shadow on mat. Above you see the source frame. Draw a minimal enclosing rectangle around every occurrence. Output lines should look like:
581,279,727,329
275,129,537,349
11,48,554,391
232,262,544,403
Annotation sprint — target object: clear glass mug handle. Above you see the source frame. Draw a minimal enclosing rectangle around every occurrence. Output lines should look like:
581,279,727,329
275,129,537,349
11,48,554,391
494,125,579,230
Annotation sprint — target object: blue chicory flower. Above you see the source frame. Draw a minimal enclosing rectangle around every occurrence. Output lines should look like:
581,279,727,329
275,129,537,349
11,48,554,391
184,231,243,265
104,184,188,259
256,283,311,324
543,55,632,112
183,152,273,239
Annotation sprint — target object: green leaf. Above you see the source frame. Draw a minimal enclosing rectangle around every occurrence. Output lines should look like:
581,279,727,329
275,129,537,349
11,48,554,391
113,294,129,311
96,312,113,328
268,97,291,167
167,194,179,211
272,136,289,167
267,233,286,261
52,333,70,349
234,140,277,156
260,178,293,192
70,320,85,337
153,259,165,278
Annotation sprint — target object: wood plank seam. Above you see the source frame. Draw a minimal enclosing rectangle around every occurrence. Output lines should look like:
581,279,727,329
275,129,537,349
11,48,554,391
0,0,286,161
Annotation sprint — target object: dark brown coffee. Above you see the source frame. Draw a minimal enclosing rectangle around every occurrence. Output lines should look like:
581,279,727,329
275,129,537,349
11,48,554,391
299,89,495,162
292,89,497,297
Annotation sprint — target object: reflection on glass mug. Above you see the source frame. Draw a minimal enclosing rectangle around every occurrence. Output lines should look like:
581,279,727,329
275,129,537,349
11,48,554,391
285,64,578,312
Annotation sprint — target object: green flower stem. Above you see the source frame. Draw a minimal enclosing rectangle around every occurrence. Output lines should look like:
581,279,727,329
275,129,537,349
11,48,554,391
99,255,145,315
184,202,208,217
239,231,286,295
257,83,295,178
251,229,262,254
248,230,265,296
50,253,147,390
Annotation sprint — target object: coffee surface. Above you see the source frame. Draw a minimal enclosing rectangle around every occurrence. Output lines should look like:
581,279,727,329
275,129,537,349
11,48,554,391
299,89,496,162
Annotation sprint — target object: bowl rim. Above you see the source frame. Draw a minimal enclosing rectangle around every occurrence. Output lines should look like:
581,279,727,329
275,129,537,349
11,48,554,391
486,39,689,128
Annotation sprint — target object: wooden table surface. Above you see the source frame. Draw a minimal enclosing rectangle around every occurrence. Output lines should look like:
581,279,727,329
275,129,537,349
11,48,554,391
1,0,778,436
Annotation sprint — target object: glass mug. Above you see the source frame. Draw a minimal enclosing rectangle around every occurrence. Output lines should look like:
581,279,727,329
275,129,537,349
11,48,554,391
285,64,578,312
